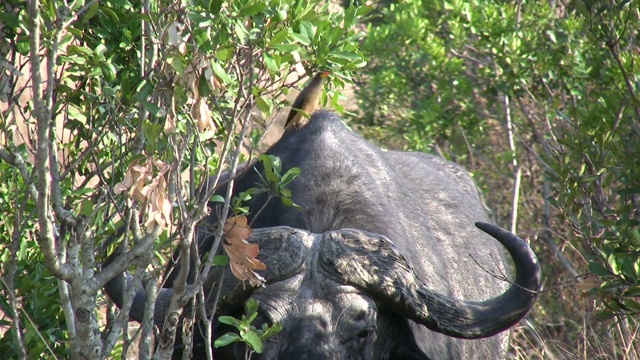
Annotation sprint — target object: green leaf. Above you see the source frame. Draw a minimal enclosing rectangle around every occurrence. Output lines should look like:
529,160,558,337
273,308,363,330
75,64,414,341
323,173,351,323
168,56,186,76
621,299,640,312
218,316,242,327
328,50,362,61
210,195,225,203
100,62,117,82
80,199,94,217
209,0,223,15
81,2,100,23
68,104,87,124
212,255,229,266
261,323,283,339
214,333,242,348
0,9,22,28
291,32,311,46
71,187,94,196
344,6,356,29
279,188,291,197
242,329,263,353
259,154,278,183
211,61,233,84
269,29,290,47
263,54,279,73
256,95,273,116
280,196,300,210
241,2,266,17
95,44,108,58
619,256,637,282
216,47,232,62
142,120,163,147
356,5,375,17
136,79,155,101
234,191,253,206
588,261,610,277
101,7,120,22
67,45,93,57
234,21,249,44
139,100,163,117
16,34,29,55
245,298,259,315
269,44,299,52
618,187,640,196
607,254,621,276
623,286,640,298
235,206,250,214
280,167,301,186
300,21,316,41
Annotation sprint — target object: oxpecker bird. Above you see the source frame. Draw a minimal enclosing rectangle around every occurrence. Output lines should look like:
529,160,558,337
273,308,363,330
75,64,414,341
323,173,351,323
284,71,330,130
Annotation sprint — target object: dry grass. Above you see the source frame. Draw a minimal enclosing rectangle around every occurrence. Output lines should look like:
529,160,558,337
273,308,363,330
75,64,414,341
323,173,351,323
509,284,640,359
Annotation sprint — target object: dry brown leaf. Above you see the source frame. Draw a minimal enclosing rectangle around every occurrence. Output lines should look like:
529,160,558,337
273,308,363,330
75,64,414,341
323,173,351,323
192,97,215,133
113,167,134,196
224,216,266,287
114,157,172,233
114,159,151,203
203,64,224,95
224,215,252,240
164,113,176,134
575,276,603,292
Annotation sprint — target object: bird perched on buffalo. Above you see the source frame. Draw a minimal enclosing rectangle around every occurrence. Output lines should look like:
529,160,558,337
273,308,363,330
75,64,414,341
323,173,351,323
284,71,330,130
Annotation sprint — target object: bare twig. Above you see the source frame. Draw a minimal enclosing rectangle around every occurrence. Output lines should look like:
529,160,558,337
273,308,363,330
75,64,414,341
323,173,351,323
469,253,540,295
1,230,27,359
504,94,521,234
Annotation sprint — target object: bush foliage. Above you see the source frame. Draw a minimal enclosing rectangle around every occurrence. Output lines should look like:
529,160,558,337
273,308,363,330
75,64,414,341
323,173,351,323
355,0,640,358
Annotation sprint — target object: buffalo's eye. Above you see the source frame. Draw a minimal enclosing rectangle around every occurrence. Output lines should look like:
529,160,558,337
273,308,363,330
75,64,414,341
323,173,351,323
354,327,374,346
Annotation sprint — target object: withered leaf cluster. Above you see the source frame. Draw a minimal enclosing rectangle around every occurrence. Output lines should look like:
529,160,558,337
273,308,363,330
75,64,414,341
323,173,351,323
114,157,172,233
223,215,267,287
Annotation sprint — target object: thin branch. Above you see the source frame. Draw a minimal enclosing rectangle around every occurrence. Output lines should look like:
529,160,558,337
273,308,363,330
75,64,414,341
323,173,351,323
56,235,77,339
28,0,70,280
469,253,540,295
59,0,101,31
504,94,521,234
91,225,161,292
139,271,159,360
1,205,27,359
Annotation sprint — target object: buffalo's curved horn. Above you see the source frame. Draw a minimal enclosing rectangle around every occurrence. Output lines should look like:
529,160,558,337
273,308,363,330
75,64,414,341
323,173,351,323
318,222,540,339
103,227,308,326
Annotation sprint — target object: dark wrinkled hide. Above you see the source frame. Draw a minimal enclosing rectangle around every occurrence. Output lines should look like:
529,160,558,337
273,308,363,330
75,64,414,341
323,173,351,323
105,111,540,359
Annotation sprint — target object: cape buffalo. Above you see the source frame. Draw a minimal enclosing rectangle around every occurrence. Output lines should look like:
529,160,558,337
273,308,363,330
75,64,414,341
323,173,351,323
105,110,540,359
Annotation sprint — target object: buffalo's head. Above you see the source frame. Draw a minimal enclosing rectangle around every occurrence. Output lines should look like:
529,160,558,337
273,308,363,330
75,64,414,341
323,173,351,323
107,223,539,359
